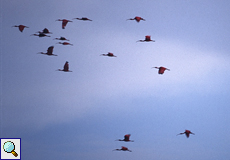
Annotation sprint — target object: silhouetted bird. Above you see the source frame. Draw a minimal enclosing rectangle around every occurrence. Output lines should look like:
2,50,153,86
177,130,195,138
54,37,70,41
73,17,92,21
56,19,73,29
12,25,29,32
100,52,117,57
37,28,52,34
113,146,132,152
37,46,57,56
127,16,145,22
137,35,155,42
153,66,170,74
56,42,73,46
57,61,72,72
30,33,50,37
116,134,134,142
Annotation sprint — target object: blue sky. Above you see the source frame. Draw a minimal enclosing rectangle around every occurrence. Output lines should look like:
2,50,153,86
1,0,230,160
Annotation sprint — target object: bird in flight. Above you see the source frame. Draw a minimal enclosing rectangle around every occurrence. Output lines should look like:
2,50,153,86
100,52,117,57
113,146,132,152
37,46,57,56
54,37,70,41
56,19,73,29
37,28,52,34
30,33,50,37
177,130,195,138
56,42,73,46
127,16,145,22
116,134,134,142
57,61,72,72
12,25,29,32
137,35,155,42
153,66,170,74
73,17,92,21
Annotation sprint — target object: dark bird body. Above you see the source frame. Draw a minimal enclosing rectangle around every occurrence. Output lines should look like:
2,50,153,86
116,134,134,142
127,16,145,22
56,19,73,29
100,52,117,57
113,146,132,152
137,35,155,42
54,37,70,41
37,28,52,34
12,25,29,32
57,61,72,72
73,17,92,21
31,33,50,37
38,46,57,56
153,66,170,74
57,42,73,46
177,130,195,138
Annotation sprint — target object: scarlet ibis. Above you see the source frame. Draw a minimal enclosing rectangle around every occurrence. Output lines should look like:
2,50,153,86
73,17,92,21
37,28,52,34
57,61,72,72
153,66,170,74
127,16,145,22
56,19,73,29
137,35,155,42
54,37,70,41
100,52,117,57
37,46,57,56
113,146,132,152
56,42,73,46
116,134,134,142
177,130,195,138
31,33,50,37
12,25,29,32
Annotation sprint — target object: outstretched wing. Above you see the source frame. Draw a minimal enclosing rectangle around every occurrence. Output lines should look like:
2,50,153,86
47,46,54,54
124,134,130,141
63,62,69,71
62,20,68,29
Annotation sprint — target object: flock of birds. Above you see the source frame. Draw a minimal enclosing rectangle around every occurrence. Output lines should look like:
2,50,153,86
12,16,194,153
113,130,194,152
12,16,170,74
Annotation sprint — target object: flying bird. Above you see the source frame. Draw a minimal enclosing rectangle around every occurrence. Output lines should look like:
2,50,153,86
116,134,134,142
177,130,195,138
37,46,57,56
57,61,72,72
113,146,132,152
56,42,73,46
54,37,70,41
37,28,52,34
127,16,145,22
153,66,170,74
100,52,117,57
56,19,73,29
12,25,29,32
73,17,92,21
137,35,155,42
30,33,50,37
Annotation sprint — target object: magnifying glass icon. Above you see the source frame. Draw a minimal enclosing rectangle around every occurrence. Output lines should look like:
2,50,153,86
3,141,18,157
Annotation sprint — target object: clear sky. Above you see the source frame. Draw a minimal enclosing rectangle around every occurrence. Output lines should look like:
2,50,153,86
1,0,230,160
